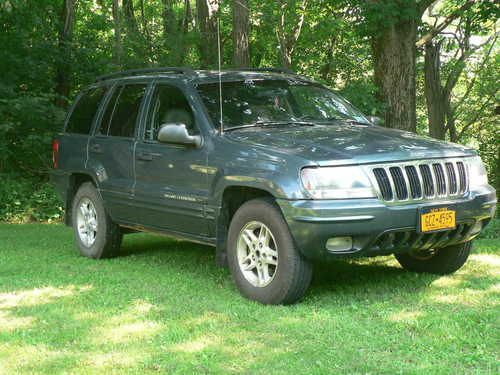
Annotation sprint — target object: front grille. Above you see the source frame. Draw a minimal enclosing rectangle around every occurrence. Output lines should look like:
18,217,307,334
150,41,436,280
370,159,469,203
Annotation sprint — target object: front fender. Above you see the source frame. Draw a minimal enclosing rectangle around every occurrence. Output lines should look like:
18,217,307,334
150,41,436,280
210,162,307,206
207,136,312,206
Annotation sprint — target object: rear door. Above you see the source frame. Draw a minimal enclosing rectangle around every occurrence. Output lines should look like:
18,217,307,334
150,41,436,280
59,85,108,174
133,81,210,236
87,82,149,222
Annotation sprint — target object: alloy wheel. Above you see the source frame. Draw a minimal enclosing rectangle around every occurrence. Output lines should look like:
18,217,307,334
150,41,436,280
76,197,98,247
236,221,279,287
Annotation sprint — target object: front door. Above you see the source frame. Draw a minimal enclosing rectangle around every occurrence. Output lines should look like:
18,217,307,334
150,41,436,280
133,82,209,236
87,82,148,222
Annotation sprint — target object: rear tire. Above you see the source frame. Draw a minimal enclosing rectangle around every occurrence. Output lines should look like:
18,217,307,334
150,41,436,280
227,198,313,305
71,182,122,259
395,241,472,275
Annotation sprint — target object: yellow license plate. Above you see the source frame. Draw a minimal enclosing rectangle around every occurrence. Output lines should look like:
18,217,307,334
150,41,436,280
421,207,456,233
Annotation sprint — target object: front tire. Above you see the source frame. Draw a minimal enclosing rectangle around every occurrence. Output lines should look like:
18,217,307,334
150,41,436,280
227,198,312,305
395,241,472,275
71,182,122,259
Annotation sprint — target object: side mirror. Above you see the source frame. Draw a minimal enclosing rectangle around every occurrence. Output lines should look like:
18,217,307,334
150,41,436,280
157,123,201,147
367,116,382,126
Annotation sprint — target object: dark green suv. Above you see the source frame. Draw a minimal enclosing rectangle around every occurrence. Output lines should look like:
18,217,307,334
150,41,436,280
51,67,497,304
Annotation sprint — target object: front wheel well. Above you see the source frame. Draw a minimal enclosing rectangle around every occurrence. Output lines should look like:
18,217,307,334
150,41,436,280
215,186,274,267
65,173,97,226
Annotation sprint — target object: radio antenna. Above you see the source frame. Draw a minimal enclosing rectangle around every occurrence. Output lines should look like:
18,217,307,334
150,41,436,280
217,14,224,134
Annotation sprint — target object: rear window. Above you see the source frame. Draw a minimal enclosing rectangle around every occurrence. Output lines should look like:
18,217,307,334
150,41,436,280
65,87,106,134
98,84,146,138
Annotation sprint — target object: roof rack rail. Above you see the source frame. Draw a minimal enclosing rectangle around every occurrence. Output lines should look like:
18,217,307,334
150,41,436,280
225,67,296,75
95,67,196,82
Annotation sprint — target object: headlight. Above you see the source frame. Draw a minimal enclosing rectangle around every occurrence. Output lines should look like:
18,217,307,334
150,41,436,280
301,166,376,199
468,156,489,188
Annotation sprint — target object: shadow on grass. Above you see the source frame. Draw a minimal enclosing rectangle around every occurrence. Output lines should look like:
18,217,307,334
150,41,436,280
118,233,213,258
117,233,500,296
117,233,442,299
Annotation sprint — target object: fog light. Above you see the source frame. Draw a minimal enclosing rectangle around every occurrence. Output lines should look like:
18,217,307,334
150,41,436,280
470,221,483,235
326,237,353,252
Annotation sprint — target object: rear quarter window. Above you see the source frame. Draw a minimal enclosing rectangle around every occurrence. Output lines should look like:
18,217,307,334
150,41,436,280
98,84,146,138
65,86,106,134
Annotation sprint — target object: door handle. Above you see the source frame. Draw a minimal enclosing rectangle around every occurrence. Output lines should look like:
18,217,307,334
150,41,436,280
137,151,161,161
89,144,103,153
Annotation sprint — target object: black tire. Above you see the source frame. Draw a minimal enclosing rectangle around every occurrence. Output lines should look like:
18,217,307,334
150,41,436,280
395,241,472,275
227,198,313,305
71,182,122,259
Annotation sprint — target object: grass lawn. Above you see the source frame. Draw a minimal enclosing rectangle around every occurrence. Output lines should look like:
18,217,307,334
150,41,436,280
0,221,498,374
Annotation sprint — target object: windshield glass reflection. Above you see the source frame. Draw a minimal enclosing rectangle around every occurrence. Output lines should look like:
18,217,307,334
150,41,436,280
197,79,370,129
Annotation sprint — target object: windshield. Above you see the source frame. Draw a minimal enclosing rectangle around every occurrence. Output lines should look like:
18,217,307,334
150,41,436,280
196,79,370,129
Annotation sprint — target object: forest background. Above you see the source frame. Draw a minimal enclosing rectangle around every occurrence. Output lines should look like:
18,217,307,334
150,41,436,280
0,0,498,222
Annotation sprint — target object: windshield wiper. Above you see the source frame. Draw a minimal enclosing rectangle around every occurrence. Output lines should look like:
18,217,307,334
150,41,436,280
224,120,316,132
344,119,371,125
313,117,370,125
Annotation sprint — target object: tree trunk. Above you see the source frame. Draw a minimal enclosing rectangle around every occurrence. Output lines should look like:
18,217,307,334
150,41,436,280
276,0,308,69
424,41,446,140
123,0,139,35
162,0,176,55
196,0,219,68
139,0,155,63
372,19,417,132
112,0,123,67
162,0,191,65
232,0,250,67
55,0,76,108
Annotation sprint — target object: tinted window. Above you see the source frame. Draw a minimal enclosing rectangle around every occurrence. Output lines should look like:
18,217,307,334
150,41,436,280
97,88,120,136
98,84,146,138
66,87,106,134
145,84,196,141
197,80,369,129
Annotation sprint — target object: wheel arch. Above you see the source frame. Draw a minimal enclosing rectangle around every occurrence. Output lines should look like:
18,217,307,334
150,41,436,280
65,173,99,226
215,185,275,267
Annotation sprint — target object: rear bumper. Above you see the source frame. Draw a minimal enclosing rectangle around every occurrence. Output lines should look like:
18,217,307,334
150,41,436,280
50,169,71,225
277,186,497,260
50,169,69,203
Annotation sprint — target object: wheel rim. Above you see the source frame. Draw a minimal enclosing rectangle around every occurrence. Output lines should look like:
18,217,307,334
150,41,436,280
236,221,279,288
76,197,98,247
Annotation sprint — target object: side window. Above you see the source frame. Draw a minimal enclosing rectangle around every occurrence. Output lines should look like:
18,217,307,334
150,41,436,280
97,87,121,136
66,87,106,134
98,84,146,138
145,84,197,141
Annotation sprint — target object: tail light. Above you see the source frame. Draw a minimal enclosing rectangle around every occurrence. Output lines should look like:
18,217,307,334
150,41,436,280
52,139,60,169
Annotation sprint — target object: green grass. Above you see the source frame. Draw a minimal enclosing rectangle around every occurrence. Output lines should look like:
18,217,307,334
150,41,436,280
0,222,499,374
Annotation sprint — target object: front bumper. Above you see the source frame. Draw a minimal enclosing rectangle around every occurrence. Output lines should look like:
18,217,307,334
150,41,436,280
277,186,497,260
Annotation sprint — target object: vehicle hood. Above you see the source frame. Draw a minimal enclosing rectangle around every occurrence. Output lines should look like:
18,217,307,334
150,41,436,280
225,123,476,166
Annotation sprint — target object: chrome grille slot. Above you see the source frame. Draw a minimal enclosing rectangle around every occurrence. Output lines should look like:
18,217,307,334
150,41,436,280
457,162,467,193
373,168,393,200
405,166,422,199
433,163,446,196
369,158,470,204
389,167,408,200
445,162,457,194
419,164,434,197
